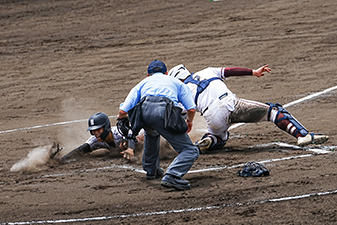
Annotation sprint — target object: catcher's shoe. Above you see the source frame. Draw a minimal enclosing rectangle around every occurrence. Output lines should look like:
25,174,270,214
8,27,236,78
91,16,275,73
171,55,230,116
195,137,212,153
146,167,164,180
161,175,191,190
297,133,329,146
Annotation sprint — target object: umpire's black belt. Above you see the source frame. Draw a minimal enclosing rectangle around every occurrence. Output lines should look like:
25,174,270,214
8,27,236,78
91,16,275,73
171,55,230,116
201,92,228,115
144,95,172,103
143,95,188,133
128,95,175,136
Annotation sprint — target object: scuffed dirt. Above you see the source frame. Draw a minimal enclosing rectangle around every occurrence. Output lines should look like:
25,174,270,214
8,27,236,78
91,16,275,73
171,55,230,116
1,0,337,224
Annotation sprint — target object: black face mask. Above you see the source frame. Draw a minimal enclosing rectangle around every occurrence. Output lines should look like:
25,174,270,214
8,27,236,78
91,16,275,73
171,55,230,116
99,128,110,141
90,127,110,141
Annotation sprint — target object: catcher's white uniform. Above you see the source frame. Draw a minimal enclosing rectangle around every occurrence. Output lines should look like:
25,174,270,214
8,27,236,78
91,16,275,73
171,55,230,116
170,64,329,150
186,67,249,141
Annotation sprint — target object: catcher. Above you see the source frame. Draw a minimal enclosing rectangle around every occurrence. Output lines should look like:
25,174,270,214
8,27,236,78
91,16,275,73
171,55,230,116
61,112,143,163
168,64,329,153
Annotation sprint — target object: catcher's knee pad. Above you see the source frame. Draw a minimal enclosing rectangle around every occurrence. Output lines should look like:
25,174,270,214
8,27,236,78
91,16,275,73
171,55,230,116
201,132,228,150
266,102,309,136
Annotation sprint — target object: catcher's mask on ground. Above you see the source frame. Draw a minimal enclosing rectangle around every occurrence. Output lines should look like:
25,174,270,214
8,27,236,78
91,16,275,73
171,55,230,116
168,64,191,80
87,112,111,140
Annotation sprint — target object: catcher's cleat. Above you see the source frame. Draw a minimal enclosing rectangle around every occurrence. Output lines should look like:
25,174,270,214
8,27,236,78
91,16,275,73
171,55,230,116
195,137,212,153
297,133,329,146
161,175,191,191
146,167,165,180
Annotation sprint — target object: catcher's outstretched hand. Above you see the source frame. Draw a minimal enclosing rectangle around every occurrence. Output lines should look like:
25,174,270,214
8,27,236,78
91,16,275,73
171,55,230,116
253,65,271,77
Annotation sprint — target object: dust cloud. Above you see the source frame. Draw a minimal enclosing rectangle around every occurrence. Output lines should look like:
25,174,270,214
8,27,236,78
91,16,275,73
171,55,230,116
10,145,53,173
57,97,95,156
189,113,208,142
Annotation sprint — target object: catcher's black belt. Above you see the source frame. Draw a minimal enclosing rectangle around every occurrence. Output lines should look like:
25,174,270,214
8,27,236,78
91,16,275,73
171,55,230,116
201,92,228,115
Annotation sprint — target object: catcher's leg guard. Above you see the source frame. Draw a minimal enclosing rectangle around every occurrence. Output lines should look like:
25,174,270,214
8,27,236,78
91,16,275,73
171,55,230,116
61,143,91,163
196,132,228,153
266,103,309,138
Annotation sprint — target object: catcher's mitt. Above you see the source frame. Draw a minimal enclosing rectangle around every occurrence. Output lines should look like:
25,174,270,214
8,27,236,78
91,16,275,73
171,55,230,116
116,117,137,143
237,162,270,177
116,117,131,137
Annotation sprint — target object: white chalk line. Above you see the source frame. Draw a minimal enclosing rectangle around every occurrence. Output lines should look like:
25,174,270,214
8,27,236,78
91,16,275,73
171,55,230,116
1,86,336,224
39,142,335,178
3,188,337,224
1,85,336,135
41,164,146,178
0,116,116,135
190,143,335,173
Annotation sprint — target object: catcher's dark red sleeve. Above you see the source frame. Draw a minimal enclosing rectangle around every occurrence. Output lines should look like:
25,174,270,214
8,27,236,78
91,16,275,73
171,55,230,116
224,67,253,77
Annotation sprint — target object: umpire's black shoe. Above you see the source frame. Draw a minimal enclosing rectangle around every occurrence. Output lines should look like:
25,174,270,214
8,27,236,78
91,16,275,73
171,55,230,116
161,175,191,190
146,167,165,180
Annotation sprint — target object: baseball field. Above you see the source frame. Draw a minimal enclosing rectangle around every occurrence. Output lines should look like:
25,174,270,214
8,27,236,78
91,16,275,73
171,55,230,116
1,0,337,224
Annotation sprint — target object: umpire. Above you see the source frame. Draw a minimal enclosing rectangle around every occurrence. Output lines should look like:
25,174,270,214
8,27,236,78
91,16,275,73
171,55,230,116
118,60,199,190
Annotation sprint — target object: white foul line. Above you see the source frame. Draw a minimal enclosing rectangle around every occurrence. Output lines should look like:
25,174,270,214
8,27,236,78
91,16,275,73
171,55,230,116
39,143,335,178
0,119,86,134
2,189,337,224
3,144,335,224
0,85,336,135
1,85,336,224
0,116,116,135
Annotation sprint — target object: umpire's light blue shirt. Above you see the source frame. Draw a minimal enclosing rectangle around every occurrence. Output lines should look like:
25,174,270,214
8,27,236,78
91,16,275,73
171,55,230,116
120,73,196,112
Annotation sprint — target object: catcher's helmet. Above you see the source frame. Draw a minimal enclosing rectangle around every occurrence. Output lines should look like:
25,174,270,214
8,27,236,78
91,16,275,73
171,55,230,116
168,64,191,80
147,60,167,75
87,112,111,140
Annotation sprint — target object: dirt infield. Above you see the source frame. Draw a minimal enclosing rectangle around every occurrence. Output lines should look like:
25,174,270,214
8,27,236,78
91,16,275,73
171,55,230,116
1,0,337,224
